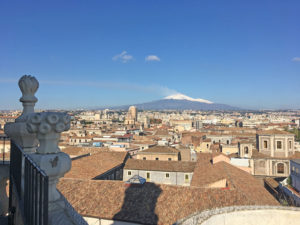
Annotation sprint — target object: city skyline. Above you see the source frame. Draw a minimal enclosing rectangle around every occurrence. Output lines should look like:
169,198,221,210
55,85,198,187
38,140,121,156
1,1,300,110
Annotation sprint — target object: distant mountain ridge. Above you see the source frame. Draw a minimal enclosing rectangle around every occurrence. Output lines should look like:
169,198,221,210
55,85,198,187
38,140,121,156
106,94,241,111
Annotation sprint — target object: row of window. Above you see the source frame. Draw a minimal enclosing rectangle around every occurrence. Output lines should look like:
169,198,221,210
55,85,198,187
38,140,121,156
142,157,172,161
257,161,285,174
263,140,292,150
127,171,190,182
212,140,230,144
71,139,89,143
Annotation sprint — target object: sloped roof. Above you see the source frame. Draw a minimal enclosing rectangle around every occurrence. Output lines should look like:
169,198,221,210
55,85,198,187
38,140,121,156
65,151,128,179
191,153,279,205
62,146,109,156
58,178,279,225
257,129,294,136
139,146,179,154
154,129,169,136
124,159,196,173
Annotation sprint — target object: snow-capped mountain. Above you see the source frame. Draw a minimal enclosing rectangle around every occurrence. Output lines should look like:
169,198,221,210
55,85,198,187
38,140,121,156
106,93,240,111
164,93,213,104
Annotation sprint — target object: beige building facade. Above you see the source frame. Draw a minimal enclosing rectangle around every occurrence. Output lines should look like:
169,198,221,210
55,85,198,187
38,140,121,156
251,130,295,177
257,131,294,158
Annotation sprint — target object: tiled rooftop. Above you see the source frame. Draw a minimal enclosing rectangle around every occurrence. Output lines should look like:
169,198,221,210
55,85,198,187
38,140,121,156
62,146,109,156
58,178,279,225
139,146,179,154
257,129,294,135
191,153,279,205
124,159,196,172
65,151,128,179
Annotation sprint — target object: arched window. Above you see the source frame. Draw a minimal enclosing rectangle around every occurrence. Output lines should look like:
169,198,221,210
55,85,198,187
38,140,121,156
277,163,284,174
244,146,249,154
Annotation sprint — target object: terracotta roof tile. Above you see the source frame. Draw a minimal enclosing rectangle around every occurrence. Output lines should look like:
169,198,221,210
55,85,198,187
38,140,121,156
191,154,279,206
62,146,109,156
58,178,279,225
124,159,196,172
65,151,128,179
139,146,179,154
257,129,294,135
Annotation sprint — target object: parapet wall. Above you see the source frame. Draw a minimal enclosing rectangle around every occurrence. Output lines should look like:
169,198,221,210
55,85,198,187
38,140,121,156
175,205,300,225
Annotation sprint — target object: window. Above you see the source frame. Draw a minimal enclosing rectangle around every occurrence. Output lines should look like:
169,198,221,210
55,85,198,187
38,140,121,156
259,161,265,168
185,174,189,182
166,173,170,178
277,163,284,174
227,140,229,144
289,141,292,149
277,141,282,149
128,171,131,176
155,157,159,160
264,141,268,149
168,158,172,161
146,172,150,181
292,166,295,171
244,146,249,154
143,157,146,160
207,144,209,148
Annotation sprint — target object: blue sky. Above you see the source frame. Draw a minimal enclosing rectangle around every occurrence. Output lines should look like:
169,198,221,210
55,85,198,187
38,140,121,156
0,0,300,110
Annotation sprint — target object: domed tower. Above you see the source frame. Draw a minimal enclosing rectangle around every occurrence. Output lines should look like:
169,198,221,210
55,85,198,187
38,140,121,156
125,106,137,125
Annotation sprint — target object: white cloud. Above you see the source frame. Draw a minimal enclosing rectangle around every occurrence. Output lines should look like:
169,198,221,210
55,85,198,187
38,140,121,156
145,55,160,62
112,51,133,63
292,57,300,62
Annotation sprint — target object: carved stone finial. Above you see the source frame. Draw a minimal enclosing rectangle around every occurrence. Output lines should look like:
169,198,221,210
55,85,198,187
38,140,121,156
17,75,39,120
26,112,70,154
19,75,39,103
5,74,40,150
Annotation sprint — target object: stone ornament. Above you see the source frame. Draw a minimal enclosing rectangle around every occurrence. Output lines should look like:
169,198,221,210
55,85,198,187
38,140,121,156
17,75,39,122
18,75,39,103
26,112,71,154
5,75,84,224
26,111,74,222
5,75,40,151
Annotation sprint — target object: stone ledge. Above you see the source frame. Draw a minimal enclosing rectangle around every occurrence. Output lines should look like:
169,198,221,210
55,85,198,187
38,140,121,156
174,205,300,225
